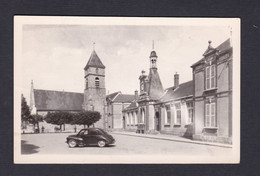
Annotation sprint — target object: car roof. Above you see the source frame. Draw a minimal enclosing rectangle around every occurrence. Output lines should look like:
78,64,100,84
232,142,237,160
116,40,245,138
81,128,103,131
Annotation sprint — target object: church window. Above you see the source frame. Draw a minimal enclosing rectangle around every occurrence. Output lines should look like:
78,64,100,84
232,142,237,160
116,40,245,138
95,77,100,88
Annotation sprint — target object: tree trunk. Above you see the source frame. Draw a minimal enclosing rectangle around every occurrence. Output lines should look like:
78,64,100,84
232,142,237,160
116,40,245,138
60,124,62,130
87,125,89,128
33,123,36,133
84,124,86,128
63,124,65,131
37,122,40,133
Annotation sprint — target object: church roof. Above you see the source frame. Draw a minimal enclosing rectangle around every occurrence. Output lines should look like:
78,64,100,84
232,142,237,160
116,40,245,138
160,80,193,102
147,68,164,100
84,50,105,70
34,89,84,111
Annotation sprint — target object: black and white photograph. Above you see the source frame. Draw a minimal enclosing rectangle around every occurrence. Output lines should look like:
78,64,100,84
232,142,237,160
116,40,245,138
14,16,240,163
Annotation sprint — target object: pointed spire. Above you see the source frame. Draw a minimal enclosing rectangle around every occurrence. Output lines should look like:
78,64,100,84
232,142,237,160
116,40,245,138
152,40,154,50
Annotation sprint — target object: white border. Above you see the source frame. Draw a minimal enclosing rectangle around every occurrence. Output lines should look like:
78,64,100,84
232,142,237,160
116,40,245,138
14,16,240,164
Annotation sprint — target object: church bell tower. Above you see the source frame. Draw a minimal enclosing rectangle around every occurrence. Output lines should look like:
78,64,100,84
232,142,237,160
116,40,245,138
83,47,106,128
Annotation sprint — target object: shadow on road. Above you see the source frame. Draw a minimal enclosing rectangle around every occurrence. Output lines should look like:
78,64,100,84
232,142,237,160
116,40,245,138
21,140,40,155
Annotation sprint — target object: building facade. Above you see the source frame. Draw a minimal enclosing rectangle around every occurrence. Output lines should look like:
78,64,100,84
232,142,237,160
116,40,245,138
191,39,232,144
122,39,232,144
106,91,136,129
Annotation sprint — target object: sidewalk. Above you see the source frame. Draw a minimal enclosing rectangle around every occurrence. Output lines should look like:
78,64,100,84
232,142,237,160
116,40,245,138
111,131,232,148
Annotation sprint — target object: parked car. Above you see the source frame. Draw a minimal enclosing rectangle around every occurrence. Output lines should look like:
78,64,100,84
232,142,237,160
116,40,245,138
66,128,115,148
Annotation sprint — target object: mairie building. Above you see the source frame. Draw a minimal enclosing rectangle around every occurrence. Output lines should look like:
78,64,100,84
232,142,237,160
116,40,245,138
122,39,232,144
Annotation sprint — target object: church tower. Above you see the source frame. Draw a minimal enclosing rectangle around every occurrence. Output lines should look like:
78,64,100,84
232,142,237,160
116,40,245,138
83,48,106,129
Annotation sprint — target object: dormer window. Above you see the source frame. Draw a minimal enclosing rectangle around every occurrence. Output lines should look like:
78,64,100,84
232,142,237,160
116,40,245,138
206,64,216,90
95,77,100,88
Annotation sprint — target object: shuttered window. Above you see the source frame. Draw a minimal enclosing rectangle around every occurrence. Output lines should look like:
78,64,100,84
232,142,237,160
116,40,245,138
205,98,216,127
206,65,216,90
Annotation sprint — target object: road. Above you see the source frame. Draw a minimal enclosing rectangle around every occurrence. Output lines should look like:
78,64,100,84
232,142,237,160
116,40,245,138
21,132,232,156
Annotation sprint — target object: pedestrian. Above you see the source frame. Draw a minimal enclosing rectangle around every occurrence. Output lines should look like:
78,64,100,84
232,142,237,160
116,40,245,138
41,126,45,133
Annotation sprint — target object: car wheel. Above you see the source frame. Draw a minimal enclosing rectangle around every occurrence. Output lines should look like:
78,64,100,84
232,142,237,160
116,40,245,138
97,140,106,147
68,139,77,148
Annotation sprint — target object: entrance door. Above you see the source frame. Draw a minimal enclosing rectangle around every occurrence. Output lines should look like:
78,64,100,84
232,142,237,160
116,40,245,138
155,112,160,131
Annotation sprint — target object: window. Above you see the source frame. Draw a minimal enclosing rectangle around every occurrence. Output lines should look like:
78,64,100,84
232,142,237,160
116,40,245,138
206,65,216,90
165,105,171,125
187,102,194,124
175,103,181,125
95,77,100,88
205,98,216,127
86,78,88,89
141,108,145,123
89,130,98,135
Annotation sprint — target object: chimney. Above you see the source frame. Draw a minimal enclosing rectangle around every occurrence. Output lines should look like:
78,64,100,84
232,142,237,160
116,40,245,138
141,70,146,75
134,90,138,100
174,72,179,87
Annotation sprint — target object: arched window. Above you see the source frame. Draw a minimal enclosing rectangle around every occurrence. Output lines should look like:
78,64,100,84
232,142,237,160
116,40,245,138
95,77,100,88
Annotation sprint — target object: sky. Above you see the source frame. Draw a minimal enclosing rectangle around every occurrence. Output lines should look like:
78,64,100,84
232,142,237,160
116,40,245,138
20,23,232,102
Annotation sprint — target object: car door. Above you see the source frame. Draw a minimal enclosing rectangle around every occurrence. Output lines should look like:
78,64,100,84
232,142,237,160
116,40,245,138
80,129,91,145
87,129,99,145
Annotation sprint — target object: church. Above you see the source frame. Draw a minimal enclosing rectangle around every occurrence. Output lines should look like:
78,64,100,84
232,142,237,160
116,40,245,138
30,49,109,130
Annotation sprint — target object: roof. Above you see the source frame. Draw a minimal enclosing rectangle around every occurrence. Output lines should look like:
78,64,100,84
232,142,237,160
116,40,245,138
84,50,105,70
148,68,164,100
106,92,136,103
106,92,120,101
113,94,136,103
160,80,193,102
150,50,157,58
191,38,231,68
216,38,231,52
34,89,84,111
123,100,138,112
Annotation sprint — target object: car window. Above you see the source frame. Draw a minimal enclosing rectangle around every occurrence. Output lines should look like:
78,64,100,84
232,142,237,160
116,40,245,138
83,130,88,135
88,130,99,135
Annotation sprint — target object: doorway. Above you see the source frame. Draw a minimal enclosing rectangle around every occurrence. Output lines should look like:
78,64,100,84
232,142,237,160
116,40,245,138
155,112,160,131
122,116,126,129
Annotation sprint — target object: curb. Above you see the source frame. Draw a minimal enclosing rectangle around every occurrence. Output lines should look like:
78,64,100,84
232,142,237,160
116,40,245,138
112,132,232,148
